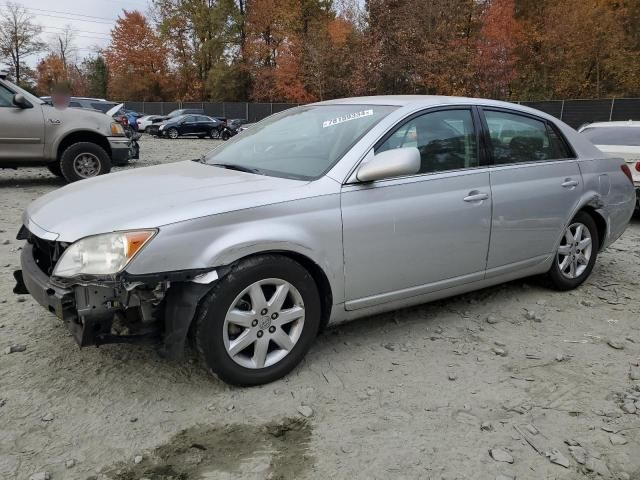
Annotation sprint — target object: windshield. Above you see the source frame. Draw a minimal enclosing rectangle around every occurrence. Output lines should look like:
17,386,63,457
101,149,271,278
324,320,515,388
582,126,640,146
203,104,397,180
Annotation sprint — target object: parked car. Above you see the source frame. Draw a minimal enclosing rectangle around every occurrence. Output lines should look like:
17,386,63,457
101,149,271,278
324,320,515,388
137,115,163,132
579,121,640,209
14,96,635,386
158,114,223,139
40,96,119,113
0,72,131,181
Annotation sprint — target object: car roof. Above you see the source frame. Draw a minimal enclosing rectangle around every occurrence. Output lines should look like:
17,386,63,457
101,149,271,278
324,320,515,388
580,120,640,129
312,95,569,121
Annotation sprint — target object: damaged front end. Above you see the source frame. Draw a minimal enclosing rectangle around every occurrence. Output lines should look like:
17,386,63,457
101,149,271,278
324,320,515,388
13,227,216,359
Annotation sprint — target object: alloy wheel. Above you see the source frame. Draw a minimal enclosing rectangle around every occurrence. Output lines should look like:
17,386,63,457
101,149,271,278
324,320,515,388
557,222,592,279
72,153,100,178
168,128,178,139
223,278,305,369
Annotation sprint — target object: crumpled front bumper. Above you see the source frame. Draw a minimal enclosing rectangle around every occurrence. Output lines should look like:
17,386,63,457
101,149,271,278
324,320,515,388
15,243,95,344
14,235,216,358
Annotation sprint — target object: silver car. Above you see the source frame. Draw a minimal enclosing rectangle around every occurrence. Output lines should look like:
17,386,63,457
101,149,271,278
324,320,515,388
14,96,635,386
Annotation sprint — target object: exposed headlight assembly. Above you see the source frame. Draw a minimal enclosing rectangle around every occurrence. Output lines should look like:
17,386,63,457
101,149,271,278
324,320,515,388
53,230,156,278
110,122,125,136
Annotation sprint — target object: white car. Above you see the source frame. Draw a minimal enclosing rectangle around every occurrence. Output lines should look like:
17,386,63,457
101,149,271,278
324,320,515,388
137,115,163,132
579,121,640,208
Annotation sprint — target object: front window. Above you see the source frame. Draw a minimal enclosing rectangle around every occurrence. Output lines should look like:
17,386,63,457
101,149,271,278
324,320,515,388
204,104,397,180
376,109,478,174
582,127,640,146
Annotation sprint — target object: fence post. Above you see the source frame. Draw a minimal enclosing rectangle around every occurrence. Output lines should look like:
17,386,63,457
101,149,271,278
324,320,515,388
609,98,615,121
560,100,565,121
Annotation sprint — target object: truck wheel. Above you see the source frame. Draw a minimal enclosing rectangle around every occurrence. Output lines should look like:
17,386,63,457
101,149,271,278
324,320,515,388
46,162,63,177
195,255,321,386
60,142,111,182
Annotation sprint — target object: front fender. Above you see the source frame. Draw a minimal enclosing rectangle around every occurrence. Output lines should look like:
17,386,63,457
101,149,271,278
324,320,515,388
127,194,345,304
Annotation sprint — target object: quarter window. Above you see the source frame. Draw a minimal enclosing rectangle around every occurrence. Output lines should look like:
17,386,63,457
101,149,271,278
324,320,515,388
0,84,15,107
484,110,571,164
377,109,478,174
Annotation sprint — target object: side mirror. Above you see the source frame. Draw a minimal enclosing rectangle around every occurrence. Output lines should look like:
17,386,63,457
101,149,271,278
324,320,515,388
13,93,32,109
356,147,421,182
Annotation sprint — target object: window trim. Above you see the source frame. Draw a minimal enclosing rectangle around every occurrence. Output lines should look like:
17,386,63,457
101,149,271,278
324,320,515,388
478,106,576,167
369,105,486,178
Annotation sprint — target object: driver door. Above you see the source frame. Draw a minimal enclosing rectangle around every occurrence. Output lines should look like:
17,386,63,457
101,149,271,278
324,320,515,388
341,107,492,310
0,82,45,161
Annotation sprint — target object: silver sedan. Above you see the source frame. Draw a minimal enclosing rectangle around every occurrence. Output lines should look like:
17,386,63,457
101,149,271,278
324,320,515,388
16,96,636,385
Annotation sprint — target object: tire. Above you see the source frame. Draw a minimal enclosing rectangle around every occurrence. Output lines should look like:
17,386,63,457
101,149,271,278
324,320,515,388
221,130,230,141
59,142,111,183
46,162,63,177
547,211,599,291
209,128,220,139
167,128,179,139
195,255,321,386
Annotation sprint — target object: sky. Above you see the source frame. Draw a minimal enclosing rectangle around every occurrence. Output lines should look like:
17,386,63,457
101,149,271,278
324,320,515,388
9,0,150,67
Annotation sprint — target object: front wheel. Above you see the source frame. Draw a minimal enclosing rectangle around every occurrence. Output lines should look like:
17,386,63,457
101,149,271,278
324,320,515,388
221,130,230,141
547,211,599,290
195,255,321,386
167,128,179,139
210,128,220,139
59,142,111,183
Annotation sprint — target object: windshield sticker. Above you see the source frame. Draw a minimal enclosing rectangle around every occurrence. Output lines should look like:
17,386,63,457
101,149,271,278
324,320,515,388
323,109,374,128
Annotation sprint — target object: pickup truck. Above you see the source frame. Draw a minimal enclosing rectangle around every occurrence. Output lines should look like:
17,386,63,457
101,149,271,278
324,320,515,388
0,72,131,182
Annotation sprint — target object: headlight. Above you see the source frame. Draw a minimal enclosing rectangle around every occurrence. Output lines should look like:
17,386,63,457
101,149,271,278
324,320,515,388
159,124,165,130
53,230,156,278
110,122,125,136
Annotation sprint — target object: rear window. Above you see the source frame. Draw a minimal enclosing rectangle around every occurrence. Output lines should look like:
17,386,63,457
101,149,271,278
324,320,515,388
582,127,640,146
91,102,117,113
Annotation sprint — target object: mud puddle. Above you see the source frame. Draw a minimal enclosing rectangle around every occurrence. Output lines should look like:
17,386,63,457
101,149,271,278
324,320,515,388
101,417,313,480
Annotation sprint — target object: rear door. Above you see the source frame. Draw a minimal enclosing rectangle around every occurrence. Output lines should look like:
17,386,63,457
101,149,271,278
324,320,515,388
0,81,45,162
480,107,582,275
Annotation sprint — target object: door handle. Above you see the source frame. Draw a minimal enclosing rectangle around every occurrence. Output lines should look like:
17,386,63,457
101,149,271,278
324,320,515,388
463,192,489,202
561,179,579,188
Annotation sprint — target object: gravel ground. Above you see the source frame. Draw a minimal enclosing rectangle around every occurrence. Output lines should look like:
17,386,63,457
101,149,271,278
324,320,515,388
1,136,640,480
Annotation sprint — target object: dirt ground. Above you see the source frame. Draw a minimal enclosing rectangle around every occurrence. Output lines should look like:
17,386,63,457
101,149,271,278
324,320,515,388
1,136,640,480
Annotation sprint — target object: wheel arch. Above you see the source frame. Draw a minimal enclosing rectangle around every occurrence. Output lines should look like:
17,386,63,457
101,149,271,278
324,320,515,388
56,130,111,160
579,205,607,251
221,250,334,332
564,193,609,252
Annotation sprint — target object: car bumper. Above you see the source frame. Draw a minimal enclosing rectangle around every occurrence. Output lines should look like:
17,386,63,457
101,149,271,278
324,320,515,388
108,136,132,166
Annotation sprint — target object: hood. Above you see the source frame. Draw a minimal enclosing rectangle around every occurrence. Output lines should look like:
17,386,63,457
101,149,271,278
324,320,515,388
106,103,124,117
25,161,309,242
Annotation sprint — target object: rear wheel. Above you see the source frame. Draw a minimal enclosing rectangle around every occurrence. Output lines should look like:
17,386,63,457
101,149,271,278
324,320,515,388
547,211,599,290
195,255,321,386
59,142,111,183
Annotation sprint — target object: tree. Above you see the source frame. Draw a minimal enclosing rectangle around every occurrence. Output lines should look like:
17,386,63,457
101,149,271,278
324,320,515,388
472,0,523,99
0,2,45,85
35,54,66,94
50,25,76,70
83,55,109,98
104,10,171,100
